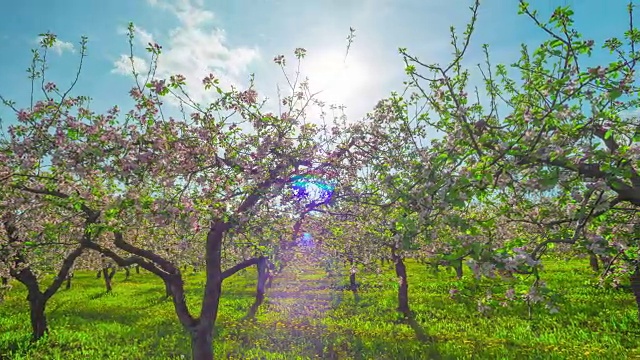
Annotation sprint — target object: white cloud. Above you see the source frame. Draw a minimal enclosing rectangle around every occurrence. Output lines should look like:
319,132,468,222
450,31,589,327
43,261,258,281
113,0,260,105
111,54,150,76
34,36,75,55
53,41,75,55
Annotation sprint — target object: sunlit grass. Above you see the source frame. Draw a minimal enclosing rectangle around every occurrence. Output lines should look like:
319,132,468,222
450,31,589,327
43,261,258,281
1,259,638,359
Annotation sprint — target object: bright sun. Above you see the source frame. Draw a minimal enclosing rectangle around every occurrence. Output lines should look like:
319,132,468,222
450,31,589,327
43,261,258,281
303,49,369,105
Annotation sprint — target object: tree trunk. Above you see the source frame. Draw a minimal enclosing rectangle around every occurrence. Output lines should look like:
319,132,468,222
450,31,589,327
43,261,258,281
124,267,130,281
589,252,600,272
135,265,140,274
188,222,225,359
28,293,48,341
265,274,274,289
454,261,463,279
28,293,49,341
348,257,357,292
349,272,357,292
102,267,115,293
247,256,268,319
190,323,215,360
3,219,84,342
630,267,640,322
65,273,72,290
392,251,410,315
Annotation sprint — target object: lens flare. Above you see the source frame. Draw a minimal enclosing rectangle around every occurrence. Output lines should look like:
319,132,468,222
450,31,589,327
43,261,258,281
300,232,314,247
290,175,335,205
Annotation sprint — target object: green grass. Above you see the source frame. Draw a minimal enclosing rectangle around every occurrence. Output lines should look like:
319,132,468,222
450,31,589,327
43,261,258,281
1,258,639,359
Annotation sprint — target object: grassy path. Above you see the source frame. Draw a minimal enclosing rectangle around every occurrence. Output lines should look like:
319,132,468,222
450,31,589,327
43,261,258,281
266,250,336,320
251,249,345,358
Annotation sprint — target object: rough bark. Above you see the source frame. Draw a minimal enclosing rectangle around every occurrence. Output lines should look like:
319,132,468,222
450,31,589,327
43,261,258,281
189,323,215,360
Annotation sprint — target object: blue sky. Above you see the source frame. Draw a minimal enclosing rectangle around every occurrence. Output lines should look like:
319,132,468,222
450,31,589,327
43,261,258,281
0,0,634,128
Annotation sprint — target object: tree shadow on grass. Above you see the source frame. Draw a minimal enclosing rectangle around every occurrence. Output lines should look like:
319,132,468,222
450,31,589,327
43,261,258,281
397,312,443,359
55,306,144,327
87,291,115,300
0,333,40,358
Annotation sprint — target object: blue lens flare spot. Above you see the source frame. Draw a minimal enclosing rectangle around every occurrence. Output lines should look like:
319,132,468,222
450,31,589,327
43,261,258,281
290,175,335,205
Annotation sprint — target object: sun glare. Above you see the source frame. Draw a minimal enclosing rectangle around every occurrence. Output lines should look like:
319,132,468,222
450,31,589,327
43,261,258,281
303,49,369,104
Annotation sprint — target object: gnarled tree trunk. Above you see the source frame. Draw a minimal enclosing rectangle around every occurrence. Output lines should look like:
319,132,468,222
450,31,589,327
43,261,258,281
27,291,47,340
3,218,84,341
188,222,225,359
391,248,410,315
92,221,260,360
102,266,116,293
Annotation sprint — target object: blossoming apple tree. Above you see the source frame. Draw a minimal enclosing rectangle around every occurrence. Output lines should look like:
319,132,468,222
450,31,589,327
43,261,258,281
0,25,361,360
401,0,640,318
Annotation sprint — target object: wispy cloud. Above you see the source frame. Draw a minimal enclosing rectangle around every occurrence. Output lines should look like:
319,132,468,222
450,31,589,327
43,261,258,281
34,36,75,55
111,54,150,76
112,0,260,105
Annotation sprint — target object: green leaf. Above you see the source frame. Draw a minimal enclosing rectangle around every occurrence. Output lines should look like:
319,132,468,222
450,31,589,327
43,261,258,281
550,39,564,48
67,128,80,140
608,89,622,100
